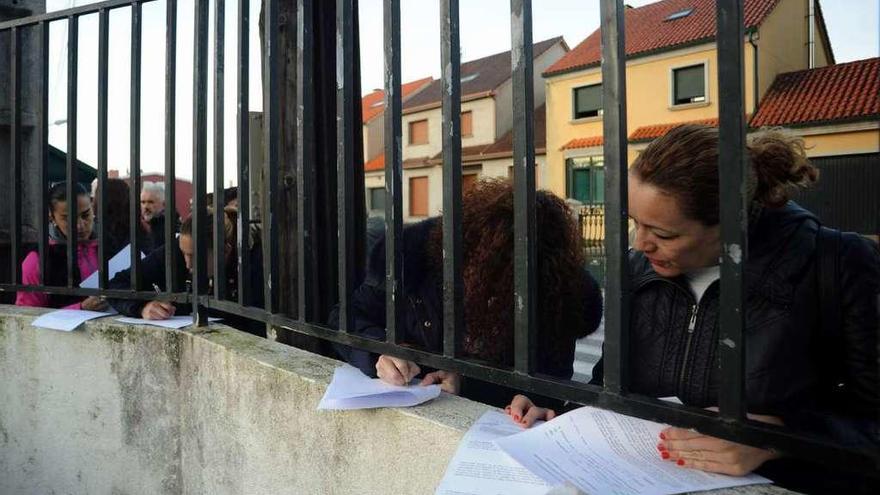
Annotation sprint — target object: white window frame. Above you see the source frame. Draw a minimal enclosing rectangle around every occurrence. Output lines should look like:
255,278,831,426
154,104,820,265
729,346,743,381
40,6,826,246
668,60,710,109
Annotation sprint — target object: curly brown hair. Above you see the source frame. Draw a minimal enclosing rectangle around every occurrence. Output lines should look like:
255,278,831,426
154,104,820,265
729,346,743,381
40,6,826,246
428,178,590,366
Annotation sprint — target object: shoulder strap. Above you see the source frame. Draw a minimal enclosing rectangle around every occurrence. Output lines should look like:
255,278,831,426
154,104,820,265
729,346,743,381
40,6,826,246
816,226,842,336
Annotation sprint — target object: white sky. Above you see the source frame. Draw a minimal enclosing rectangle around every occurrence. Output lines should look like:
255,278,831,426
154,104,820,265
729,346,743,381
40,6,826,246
46,0,879,185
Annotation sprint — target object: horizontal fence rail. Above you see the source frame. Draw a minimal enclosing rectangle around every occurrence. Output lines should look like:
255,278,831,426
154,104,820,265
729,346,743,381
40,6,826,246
0,0,877,478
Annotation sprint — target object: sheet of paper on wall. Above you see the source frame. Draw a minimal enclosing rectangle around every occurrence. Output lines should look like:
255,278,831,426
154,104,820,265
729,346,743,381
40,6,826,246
317,364,441,410
32,308,116,332
79,244,146,289
495,405,772,495
435,410,554,495
114,315,221,329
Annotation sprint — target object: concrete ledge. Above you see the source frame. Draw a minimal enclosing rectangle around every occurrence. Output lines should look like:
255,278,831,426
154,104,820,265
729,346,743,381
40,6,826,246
0,306,798,494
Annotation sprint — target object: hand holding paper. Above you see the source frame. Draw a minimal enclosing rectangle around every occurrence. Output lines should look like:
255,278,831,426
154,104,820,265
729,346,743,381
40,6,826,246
318,364,441,410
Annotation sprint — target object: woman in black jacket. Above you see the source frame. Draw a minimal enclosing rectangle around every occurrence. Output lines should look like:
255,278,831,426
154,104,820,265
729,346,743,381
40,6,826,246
107,207,265,336
507,125,879,492
329,178,604,407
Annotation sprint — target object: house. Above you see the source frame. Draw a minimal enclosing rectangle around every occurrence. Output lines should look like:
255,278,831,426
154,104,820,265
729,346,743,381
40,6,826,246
364,37,568,221
542,0,834,206
750,57,879,236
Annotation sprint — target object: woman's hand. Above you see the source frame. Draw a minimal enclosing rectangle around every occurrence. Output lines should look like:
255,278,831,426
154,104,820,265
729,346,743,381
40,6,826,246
375,355,421,386
141,301,176,320
506,394,557,427
658,413,783,476
420,370,461,394
80,296,109,312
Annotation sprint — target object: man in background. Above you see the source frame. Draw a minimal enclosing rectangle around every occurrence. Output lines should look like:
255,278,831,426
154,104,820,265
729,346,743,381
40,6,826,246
139,181,179,253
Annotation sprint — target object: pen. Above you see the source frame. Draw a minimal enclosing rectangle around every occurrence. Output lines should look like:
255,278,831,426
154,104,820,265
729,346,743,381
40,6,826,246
152,283,162,294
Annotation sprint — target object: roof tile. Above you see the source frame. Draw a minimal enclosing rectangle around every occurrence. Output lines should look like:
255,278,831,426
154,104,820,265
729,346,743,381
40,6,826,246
545,0,779,77
750,58,880,127
361,77,433,123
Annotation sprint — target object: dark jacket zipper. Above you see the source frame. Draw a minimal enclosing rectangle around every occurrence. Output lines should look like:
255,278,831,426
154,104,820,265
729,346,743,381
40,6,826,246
678,304,699,392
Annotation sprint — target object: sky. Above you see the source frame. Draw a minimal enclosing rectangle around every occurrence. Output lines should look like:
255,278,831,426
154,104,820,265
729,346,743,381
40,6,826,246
45,0,879,186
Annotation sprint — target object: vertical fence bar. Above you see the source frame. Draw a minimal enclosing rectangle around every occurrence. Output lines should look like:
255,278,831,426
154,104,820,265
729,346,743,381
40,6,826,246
263,0,279,314
296,0,314,319
97,9,109,289
213,0,227,300
192,0,210,323
165,0,178,293
237,0,251,306
510,0,536,374
66,15,78,288
129,2,142,291
715,0,747,421
38,22,49,284
336,0,356,332
383,0,403,344
440,0,463,357
600,0,630,394
9,27,21,284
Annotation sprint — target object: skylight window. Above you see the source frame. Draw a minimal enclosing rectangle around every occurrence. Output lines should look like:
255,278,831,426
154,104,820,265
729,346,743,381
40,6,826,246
460,73,479,83
665,8,693,21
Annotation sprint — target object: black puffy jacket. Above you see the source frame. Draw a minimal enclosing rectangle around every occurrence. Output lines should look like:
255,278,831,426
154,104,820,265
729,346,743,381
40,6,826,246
329,217,604,407
590,202,879,493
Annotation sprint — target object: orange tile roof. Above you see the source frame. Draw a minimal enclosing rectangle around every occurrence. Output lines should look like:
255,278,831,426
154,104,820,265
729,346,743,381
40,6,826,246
545,0,780,77
361,77,433,123
364,153,385,172
750,58,880,128
629,117,720,142
561,135,604,151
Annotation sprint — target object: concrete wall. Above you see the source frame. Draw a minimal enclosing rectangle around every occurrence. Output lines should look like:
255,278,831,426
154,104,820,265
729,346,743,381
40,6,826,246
0,306,799,495
0,306,480,495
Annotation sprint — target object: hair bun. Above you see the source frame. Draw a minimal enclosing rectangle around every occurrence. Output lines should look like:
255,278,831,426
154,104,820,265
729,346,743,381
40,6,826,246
748,128,818,207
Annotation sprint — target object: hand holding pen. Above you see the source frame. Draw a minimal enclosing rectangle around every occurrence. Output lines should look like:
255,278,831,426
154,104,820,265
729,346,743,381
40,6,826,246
140,283,177,320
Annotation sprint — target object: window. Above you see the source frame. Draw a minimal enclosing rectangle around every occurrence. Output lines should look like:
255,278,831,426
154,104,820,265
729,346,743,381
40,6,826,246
566,157,605,205
665,8,693,21
368,187,385,213
463,173,478,192
408,119,428,145
573,84,602,119
672,64,706,105
461,111,473,137
409,176,429,216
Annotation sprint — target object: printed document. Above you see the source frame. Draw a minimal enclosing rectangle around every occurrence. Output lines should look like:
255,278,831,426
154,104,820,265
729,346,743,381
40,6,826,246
79,244,145,289
32,308,115,332
495,405,771,495
435,410,553,495
115,315,221,329
317,364,441,410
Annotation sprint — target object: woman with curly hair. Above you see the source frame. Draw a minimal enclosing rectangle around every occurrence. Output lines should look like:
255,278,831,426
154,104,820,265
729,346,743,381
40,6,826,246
330,178,603,406
507,124,879,493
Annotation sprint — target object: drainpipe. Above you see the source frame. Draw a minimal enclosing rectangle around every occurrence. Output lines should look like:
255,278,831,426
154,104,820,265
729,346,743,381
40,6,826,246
807,0,816,68
748,30,759,113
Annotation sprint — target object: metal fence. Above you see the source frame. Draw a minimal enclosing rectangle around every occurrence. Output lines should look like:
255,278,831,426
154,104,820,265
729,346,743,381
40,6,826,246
1,0,877,476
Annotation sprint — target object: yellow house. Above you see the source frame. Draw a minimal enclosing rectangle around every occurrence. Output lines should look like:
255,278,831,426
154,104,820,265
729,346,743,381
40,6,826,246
543,0,834,205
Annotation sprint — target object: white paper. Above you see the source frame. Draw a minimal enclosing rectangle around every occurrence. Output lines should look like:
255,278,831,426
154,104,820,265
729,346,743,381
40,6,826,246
114,315,221,329
32,308,115,332
317,364,441,410
79,244,145,289
435,411,553,495
495,405,771,495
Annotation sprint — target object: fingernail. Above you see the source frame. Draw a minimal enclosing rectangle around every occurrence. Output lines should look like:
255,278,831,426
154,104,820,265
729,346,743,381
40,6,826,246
659,432,667,440
676,459,685,466
657,444,666,451
513,415,520,422
661,452,670,459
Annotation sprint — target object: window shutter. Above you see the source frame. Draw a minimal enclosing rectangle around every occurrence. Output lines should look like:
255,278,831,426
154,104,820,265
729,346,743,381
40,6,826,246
461,111,473,137
409,119,428,145
674,65,705,104
574,84,602,118
409,177,429,216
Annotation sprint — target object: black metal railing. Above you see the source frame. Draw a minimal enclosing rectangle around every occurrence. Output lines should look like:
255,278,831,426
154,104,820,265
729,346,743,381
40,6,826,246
0,0,877,476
